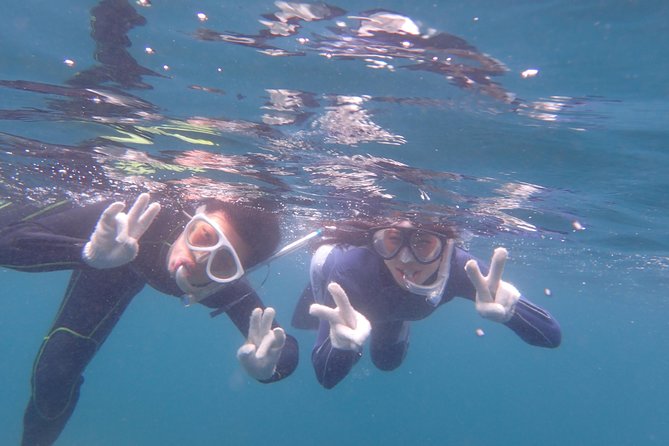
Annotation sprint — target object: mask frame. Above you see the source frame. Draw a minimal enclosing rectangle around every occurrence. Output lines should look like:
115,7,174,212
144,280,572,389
183,212,245,284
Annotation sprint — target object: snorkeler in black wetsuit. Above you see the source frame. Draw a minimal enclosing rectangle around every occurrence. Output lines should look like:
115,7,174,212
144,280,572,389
0,193,299,446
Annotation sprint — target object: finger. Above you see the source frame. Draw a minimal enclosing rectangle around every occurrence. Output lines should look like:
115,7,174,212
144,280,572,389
272,327,286,348
464,260,492,301
309,303,341,325
259,307,276,336
487,247,508,295
257,327,285,358
126,193,150,225
327,282,356,328
248,307,263,345
135,202,161,234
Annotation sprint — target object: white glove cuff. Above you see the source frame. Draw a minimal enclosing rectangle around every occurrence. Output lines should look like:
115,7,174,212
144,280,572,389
497,280,521,322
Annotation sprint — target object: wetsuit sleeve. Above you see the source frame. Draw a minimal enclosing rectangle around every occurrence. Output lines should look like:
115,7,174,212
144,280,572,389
310,247,377,389
504,298,561,347
448,248,562,348
0,202,109,272
201,280,298,383
312,322,362,389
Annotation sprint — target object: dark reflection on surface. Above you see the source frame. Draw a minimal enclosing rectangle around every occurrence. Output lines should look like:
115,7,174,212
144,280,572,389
195,1,344,56
67,0,162,90
0,79,160,122
194,5,514,103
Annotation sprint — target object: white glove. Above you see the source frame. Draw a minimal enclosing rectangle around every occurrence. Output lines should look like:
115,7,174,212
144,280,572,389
309,282,371,351
237,307,286,381
465,247,521,323
82,193,161,269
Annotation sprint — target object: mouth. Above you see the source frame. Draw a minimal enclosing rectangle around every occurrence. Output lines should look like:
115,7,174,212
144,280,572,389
169,256,192,276
175,266,222,306
398,268,420,282
173,262,211,287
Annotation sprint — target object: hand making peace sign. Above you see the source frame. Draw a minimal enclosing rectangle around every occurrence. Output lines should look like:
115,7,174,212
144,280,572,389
464,247,520,323
309,282,371,351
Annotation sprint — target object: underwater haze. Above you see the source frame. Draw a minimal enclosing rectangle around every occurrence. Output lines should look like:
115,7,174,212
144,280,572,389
1,0,668,445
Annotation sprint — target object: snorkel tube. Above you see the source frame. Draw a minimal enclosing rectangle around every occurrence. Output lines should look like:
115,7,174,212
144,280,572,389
254,228,323,267
399,239,454,306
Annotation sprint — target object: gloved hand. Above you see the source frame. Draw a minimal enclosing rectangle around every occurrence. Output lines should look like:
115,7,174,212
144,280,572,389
309,282,371,351
237,307,286,381
465,247,521,323
82,193,161,269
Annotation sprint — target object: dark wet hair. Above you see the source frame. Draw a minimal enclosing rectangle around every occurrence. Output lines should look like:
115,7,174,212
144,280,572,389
320,213,459,247
199,198,281,269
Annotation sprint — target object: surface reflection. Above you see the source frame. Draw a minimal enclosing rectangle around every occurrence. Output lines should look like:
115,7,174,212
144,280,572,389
0,0,577,239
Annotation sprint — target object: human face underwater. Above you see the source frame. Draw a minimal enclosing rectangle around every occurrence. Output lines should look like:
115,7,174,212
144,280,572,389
168,210,251,304
373,221,454,306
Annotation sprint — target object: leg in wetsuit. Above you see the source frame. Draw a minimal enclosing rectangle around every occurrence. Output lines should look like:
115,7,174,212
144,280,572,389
21,266,145,446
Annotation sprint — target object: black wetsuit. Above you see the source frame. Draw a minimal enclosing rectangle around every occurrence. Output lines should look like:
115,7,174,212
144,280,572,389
0,197,298,446
293,245,561,389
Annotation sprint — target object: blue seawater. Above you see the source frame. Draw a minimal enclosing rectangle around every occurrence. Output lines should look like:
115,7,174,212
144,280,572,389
1,1,668,445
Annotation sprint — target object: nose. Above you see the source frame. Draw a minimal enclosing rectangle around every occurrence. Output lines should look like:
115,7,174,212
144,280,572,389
398,246,415,264
192,250,210,264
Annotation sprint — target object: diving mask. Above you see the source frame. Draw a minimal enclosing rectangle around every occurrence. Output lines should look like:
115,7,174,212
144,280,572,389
183,212,245,284
395,238,454,306
371,226,447,264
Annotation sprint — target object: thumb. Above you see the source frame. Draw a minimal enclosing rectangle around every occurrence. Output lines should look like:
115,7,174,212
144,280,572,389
309,303,340,325
327,282,356,328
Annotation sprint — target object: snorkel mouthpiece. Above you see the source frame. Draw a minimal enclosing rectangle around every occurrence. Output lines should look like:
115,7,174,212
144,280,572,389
175,265,221,306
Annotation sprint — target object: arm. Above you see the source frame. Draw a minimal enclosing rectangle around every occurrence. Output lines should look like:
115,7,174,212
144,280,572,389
308,246,372,388
202,280,298,383
310,283,370,389
0,202,107,271
505,298,561,348
451,247,561,348
0,194,160,272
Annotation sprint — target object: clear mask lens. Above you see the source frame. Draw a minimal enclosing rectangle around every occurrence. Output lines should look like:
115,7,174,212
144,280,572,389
186,219,220,248
409,231,442,263
208,249,240,280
